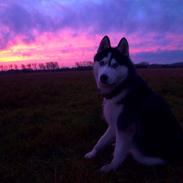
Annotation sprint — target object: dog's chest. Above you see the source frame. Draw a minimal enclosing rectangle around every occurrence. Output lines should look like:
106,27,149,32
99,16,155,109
103,99,124,127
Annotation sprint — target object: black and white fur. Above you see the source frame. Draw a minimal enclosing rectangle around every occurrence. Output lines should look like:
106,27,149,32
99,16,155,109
85,36,183,172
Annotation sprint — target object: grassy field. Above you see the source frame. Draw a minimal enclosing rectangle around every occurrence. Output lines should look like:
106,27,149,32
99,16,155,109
0,69,182,183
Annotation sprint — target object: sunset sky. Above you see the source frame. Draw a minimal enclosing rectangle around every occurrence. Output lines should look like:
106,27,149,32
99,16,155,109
0,0,183,67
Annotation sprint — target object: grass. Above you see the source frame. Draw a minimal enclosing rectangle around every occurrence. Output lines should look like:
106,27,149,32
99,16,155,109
0,69,182,183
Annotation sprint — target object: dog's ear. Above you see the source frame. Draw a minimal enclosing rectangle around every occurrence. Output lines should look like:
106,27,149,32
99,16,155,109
97,36,111,53
117,37,129,56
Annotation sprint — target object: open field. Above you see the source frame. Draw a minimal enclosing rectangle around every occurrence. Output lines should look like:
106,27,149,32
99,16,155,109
0,69,182,183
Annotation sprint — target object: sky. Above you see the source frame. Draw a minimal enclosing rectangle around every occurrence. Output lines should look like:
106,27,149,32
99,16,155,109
0,0,183,68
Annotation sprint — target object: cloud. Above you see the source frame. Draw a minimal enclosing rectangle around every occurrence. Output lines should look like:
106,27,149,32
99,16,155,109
1,0,183,36
0,0,183,64
132,50,183,64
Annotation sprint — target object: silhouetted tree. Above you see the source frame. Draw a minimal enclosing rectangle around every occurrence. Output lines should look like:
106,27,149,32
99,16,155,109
26,64,32,70
9,64,13,70
31,63,37,70
75,61,93,70
46,62,59,70
21,64,26,70
14,64,18,70
0,65,4,71
136,61,149,68
38,63,46,70
76,61,92,67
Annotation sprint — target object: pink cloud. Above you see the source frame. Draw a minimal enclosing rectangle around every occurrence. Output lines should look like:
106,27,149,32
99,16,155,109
0,29,183,67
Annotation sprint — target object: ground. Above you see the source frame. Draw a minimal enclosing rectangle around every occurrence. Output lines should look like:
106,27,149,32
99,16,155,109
0,69,182,183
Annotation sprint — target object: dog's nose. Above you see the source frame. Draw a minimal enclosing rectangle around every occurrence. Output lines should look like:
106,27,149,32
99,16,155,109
100,74,108,84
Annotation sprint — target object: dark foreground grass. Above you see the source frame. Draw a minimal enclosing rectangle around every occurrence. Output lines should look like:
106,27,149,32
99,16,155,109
0,69,182,183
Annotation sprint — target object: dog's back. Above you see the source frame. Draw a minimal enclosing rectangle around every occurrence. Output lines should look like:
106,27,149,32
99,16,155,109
135,91,183,163
115,74,183,163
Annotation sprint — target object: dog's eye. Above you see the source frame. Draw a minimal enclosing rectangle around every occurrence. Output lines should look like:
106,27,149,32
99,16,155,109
99,61,105,66
112,63,119,68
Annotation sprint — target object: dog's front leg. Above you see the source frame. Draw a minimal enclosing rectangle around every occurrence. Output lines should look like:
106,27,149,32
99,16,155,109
85,127,115,159
100,130,132,172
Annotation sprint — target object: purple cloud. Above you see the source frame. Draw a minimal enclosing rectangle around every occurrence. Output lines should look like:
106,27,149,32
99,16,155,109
1,0,183,35
0,0,183,63
132,50,183,64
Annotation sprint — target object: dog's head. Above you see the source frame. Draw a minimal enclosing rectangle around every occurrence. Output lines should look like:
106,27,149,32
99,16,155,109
93,36,135,96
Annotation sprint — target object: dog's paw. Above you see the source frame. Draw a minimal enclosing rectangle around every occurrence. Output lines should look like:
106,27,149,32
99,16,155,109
84,149,97,159
100,164,116,173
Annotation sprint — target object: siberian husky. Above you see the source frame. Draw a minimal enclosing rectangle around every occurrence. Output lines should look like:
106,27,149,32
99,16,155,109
84,36,183,172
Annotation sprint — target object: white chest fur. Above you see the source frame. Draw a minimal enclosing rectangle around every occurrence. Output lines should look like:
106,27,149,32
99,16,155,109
103,90,127,127
103,99,124,127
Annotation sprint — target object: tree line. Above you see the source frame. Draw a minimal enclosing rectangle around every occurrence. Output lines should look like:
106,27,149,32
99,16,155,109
0,62,60,71
0,61,93,72
0,60,182,72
